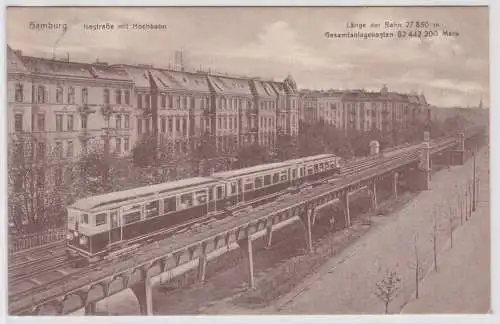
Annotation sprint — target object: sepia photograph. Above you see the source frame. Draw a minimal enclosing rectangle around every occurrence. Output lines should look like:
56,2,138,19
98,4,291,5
5,4,491,318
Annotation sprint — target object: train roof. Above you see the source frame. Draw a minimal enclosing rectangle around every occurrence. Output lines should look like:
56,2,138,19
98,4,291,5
69,177,218,212
211,154,338,180
211,161,291,180
285,154,338,165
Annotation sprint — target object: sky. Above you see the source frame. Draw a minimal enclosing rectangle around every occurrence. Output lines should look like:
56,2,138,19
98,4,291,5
6,6,489,108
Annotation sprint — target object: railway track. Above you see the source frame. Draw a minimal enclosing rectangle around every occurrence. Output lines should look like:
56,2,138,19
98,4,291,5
9,147,422,310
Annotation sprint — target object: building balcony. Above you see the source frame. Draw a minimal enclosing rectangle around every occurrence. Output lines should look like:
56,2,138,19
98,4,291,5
78,104,97,115
78,129,93,142
246,109,258,116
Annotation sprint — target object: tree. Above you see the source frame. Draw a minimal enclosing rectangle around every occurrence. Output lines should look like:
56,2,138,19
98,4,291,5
8,134,75,233
132,134,158,167
275,134,298,161
410,235,425,299
234,143,272,168
446,196,457,248
431,207,439,272
374,270,401,314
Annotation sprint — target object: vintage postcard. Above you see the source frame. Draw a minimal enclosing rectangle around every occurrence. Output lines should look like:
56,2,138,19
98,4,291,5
5,4,491,320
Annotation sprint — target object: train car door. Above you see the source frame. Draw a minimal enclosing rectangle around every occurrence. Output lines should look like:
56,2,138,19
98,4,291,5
109,209,122,245
237,179,243,204
207,186,216,214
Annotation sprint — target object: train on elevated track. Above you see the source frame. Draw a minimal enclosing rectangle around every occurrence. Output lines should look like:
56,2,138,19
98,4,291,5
66,154,342,264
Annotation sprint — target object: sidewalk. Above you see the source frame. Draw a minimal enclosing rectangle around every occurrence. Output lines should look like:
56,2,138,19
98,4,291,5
269,148,490,314
402,163,490,314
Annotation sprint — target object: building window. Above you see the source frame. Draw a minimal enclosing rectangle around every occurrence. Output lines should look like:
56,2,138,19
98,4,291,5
14,113,23,132
218,117,221,129
82,88,88,104
116,115,122,129
183,96,187,109
229,117,232,130
176,118,180,133
124,138,130,151
55,141,63,159
67,141,73,158
145,119,150,134
161,95,166,109
67,115,74,131
137,94,143,109
37,85,46,103
15,83,23,102
81,115,88,129
56,114,63,132
161,118,166,133
176,96,181,108
124,114,130,128
68,87,75,104
103,89,110,104
56,86,63,104
168,117,173,133
145,95,150,109
191,97,195,109
168,95,173,108
116,90,122,104
137,119,142,134
124,90,130,105
55,168,63,186
115,138,121,153
37,142,46,160
37,114,45,131
182,118,187,136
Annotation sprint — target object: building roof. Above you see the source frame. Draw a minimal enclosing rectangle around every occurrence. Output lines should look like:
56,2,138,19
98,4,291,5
270,82,287,96
252,80,277,98
207,75,253,96
7,46,28,73
164,70,211,93
90,64,132,82
21,56,95,78
120,65,152,89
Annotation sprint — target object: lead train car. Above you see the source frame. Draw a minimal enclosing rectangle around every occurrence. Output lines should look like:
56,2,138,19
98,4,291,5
67,177,220,260
67,154,341,259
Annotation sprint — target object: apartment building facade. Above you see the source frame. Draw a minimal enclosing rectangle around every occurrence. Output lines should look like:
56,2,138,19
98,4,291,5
300,85,430,132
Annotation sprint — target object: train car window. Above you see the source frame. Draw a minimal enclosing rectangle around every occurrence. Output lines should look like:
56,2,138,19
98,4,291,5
307,167,314,175
273,172,280,183
255,177,263,189
195,190,207,205
319,163,324,171
216,186,224,200
314,164,319,173
145,201,159,218
80,213,89,224
208,188,214,201
300,168,305,177
95,213,107,226
264,175,271,186
280,171,288,181
292,169,297,179
123,205,142,225
164,197,177,213
244,183,253,191
180,193,194,209
230,183,237,196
